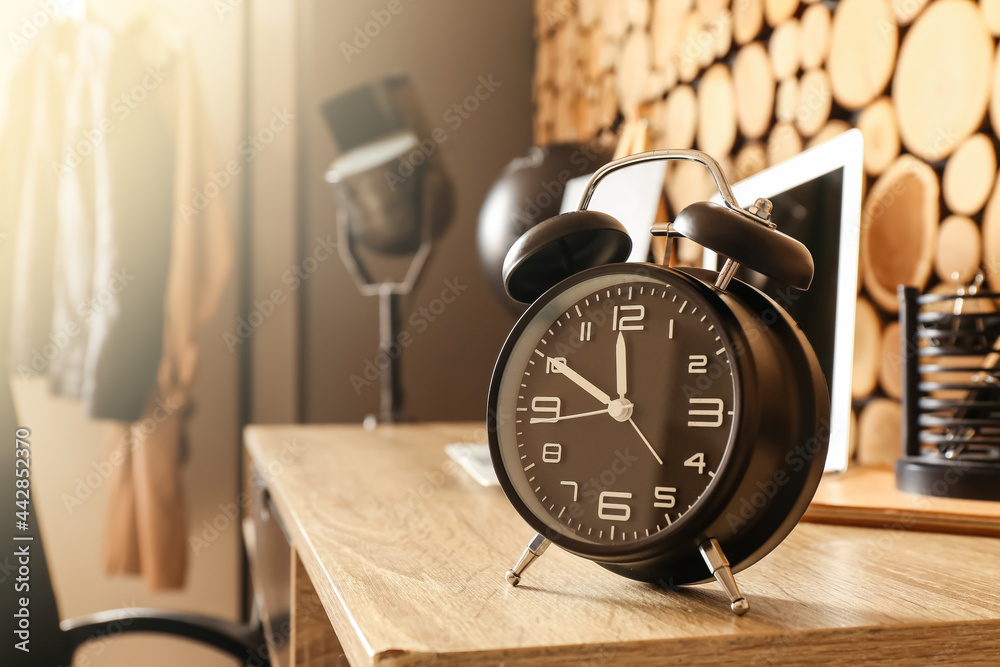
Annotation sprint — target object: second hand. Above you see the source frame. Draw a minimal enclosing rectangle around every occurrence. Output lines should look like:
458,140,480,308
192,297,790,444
529,408,608,424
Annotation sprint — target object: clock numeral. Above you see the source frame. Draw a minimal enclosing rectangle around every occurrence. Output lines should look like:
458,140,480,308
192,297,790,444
613,305,645,331
688,354,708,374
542,443,562,463
688,398,724,428
597,491,632,521
684,453,707,474
560,480,578,501
546,357,567,374
653,486,676,509
531,397,561,423
579,321,592,341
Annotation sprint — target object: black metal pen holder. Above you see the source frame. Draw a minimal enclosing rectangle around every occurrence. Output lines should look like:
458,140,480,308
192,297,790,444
898,286,1000,501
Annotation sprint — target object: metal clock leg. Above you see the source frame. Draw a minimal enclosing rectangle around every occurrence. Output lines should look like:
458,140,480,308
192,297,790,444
699,538,750,616
505,533,551,586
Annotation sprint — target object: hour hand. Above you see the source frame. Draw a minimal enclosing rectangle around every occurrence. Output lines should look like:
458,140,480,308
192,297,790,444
547,358,612,405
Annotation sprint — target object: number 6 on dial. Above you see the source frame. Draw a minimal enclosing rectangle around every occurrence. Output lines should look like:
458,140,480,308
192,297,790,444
597,491,632,521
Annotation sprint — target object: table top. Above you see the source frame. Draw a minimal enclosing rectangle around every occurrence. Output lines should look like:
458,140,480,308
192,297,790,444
806,465,1000,537
245,422,1000,666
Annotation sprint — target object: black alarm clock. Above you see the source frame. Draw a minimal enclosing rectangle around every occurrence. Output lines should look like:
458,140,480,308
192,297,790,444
486,149,830,615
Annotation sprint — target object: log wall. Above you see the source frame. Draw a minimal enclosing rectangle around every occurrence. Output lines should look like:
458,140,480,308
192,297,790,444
532,0,1000,463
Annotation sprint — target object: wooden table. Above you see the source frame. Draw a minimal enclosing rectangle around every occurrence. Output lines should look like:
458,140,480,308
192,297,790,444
805,465,1000,537
243,423,1000,666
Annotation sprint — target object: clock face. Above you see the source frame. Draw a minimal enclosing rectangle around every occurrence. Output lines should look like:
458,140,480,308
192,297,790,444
492,268,739,551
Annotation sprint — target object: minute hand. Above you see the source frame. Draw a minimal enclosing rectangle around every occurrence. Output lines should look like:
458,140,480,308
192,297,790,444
548,358,612,405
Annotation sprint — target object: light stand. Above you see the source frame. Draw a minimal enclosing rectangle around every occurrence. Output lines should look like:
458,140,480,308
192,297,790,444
323,74,453,423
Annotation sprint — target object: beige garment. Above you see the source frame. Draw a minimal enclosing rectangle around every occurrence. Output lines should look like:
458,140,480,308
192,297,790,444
0,19,114,394
101,16,232,590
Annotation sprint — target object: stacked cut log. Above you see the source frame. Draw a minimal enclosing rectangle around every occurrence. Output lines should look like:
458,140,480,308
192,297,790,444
533,0,1000,466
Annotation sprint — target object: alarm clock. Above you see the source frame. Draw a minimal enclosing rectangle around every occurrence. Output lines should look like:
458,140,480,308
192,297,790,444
486,149,830,615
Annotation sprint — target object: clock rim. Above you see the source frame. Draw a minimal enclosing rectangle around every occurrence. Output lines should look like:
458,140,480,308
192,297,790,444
487,263,759,563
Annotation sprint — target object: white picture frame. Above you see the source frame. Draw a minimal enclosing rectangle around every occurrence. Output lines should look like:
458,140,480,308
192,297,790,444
704,130,864,473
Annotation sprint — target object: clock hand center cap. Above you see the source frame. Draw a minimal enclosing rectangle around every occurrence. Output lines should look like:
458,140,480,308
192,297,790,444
607,398,633,422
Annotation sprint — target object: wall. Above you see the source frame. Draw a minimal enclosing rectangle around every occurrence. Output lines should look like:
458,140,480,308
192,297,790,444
297,0,537,423
247,0,301,425
0,1,243,665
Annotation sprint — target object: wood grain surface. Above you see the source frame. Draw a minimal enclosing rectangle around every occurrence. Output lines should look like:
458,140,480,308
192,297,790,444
807,465,1000,537
246,423,1000,667
856,97,900,177
934,214,983,284
733,0,764,45
828,0,897,111
795,68,832,138
861,155,939,313
696,63,737,157
943,133,997,216
293,549,350,666
851,296,881,399
893,0,994,162
768,17,801,80
856,398,903,466
732,42,775,140
800,2,831,70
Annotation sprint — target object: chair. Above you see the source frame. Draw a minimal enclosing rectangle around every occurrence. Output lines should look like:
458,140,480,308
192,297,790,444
1,377,270,667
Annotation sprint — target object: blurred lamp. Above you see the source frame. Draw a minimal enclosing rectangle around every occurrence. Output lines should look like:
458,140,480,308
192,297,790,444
476,142,614,313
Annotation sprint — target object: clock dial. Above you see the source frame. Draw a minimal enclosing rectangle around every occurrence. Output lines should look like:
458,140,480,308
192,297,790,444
494,270,738,548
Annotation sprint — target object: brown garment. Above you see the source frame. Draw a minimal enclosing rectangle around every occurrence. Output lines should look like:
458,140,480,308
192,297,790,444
102,394,188,589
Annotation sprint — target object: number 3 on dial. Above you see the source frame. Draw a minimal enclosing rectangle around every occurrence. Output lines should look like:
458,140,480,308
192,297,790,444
688,398,724,427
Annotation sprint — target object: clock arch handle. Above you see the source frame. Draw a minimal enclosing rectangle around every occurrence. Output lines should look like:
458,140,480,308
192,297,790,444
576,149,772,228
